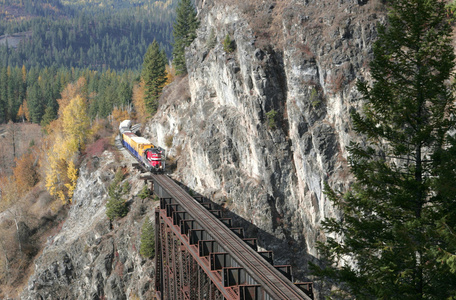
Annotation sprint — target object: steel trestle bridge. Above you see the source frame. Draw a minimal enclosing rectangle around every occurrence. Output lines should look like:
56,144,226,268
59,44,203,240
151,174,313,300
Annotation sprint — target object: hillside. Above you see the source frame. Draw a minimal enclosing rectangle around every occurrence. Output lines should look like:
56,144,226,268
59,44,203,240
15,0,387,298
0,123,42,175
0,0,177,70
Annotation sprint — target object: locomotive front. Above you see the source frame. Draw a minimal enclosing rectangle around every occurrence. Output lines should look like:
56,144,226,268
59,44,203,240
119,120,166,173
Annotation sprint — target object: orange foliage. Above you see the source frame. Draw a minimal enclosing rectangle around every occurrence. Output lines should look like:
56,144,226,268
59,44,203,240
112,107,132,124
17,100,29,122
165,64,176,86
13,152,39,197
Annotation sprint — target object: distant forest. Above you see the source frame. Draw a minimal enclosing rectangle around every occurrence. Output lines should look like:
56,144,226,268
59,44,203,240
0,0,179,125
0,0,177,70
0,65,138,124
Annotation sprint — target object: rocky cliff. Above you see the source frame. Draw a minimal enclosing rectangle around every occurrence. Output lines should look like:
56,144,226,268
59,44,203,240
21,149,158,300
146,0,385,284
20,1,386,298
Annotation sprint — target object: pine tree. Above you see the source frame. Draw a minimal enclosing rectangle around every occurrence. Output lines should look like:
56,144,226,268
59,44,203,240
0,66,7,123
172,0,199,75
312,1,456,298
140,217,155,258
141,40,167,115
222,34,234,53
105,169,129,220
40,106,57,128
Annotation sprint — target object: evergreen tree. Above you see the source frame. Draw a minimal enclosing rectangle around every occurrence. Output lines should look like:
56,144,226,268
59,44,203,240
140,217,155,258
312,1,456,298
105,169,129,220
138,184,150,200
222,34,234,53
141,40,166,115
206,28,216,49
0,66,6,123
172,0,199,75
117,80,132,108
40,106,57,128
27,82,44,124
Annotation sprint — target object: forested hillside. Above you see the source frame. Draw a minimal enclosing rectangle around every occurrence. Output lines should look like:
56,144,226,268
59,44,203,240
0,0,176,70
0,0,180,126
0,65,139,125
0,0,195,296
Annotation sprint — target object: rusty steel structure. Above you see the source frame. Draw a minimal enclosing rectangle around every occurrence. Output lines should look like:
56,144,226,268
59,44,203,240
152,174,313,300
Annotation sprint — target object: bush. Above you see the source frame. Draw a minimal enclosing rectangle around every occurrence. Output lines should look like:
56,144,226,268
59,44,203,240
138,184,150,200
266,109,277,129
164,134,174,148
223,34,234,53
140,217,155,258
206,28,216,49
106,169,129,220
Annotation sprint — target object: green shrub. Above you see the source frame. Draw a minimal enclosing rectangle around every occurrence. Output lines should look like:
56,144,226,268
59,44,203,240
106,169,129,220
138,184,150,199
223,34,234,53
206,28,216,49
266,109,277,129
140,217,155,258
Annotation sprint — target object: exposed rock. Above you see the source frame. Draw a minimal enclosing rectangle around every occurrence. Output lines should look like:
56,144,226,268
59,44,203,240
20,1,387,299
21,150,158,300
146,0,386,296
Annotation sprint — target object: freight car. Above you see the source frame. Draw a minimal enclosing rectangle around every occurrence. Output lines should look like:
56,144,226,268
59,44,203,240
119,120,165,172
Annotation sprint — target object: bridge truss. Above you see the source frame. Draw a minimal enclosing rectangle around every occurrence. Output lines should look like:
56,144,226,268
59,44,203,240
151,174,313,300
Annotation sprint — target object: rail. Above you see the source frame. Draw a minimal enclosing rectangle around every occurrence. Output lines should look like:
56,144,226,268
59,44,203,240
152,174,312,300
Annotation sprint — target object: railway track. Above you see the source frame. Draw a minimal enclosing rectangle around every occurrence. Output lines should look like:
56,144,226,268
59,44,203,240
152,174,311,300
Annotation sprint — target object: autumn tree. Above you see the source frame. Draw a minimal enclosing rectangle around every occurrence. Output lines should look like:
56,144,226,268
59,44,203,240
16,100,29,122
313,0,456,298
45,93,90,204
13,152,39,196
132,81,147,123
62,95,91,153
165,64,176,85
111,107,132,126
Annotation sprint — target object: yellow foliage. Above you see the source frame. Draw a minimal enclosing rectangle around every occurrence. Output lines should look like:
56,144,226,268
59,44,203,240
58,77,88,115
62,95,91,152
17,100,30,122
132,81,147,123
112,107,131,124
64,161,78,203
45,92,90,204
165,64,175,86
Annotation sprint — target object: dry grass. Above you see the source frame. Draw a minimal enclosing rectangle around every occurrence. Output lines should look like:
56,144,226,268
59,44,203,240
0,183,69,299
0,123,43,176
159,75,191,107
212,0,387,53
164,134,174,148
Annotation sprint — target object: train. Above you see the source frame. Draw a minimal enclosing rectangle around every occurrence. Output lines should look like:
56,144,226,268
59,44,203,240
119,120,165,172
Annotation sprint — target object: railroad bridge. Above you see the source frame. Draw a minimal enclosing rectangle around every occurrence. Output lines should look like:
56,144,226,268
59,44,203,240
150,174,313,300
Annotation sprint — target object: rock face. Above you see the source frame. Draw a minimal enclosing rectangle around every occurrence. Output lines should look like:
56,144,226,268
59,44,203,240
146,0,385,285
21,150,157,300
20,1,385,298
